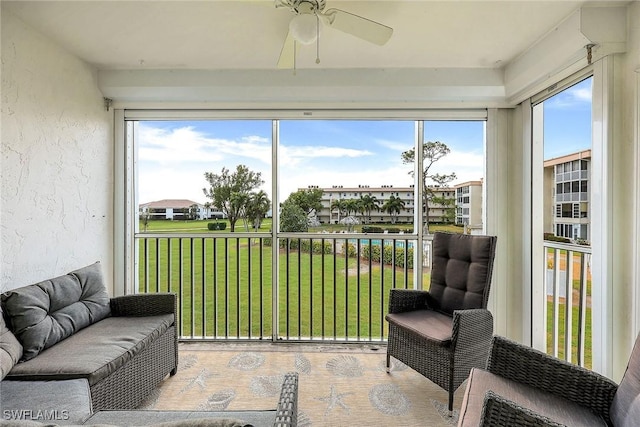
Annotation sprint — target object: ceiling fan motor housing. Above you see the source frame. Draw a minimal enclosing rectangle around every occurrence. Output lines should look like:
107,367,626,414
291,0,326,14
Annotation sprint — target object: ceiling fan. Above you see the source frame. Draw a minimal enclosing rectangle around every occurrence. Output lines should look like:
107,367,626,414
274,0,393,69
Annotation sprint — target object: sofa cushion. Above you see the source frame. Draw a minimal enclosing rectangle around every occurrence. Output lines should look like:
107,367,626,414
385,309,453,346
1,262,111,361
5,314,173,385
610,333,640,427
458,368,607,427
1,379,92,424
427,233,495,315
0,313,23,380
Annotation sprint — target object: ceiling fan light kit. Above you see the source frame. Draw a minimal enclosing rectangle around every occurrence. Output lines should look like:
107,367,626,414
289,13,319,45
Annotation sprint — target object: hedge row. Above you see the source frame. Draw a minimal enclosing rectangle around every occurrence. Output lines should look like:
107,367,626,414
279,238,333,255
263,238,414,268
360,245,414,269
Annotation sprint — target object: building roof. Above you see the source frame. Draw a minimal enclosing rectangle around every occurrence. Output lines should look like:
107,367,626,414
544,149,592,167
455,181,483,188
140,199,202,209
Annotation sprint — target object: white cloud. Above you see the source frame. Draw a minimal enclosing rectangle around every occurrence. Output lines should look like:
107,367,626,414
279,145,373,166
375,139,412,152
139,126,270,165
545,83,592,109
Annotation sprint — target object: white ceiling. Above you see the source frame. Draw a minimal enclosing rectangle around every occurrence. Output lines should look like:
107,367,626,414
4,0,594,70
2,0,628,105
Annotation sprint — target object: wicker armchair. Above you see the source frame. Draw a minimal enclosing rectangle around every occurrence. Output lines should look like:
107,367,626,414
458,335,640,426
385,232,497,412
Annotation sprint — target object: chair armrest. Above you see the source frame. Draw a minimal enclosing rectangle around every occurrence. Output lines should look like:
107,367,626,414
487,336,618,422
480,391,566,427
274,372,298,427
451,309,493,354
388,289,430,314
110,293,177,318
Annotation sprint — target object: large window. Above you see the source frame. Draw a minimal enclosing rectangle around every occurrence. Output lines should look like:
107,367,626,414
125,113,487,342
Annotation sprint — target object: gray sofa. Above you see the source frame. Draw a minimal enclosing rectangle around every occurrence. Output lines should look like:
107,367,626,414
457,334,640,426
0,262,179,423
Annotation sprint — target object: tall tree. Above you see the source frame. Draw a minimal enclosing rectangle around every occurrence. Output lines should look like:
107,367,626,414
203,165,264,232
279,199,308,232
401,141,457,233
381,195,405,224
330,199,346,223
343,199,359,217
359,194,380,224
286,188,324,216
245,190,271,231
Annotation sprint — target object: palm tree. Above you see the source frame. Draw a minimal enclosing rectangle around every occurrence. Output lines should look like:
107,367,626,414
330,199,346,224
359,194,380,224
381,195,405,224
344,199,359,217
245,190,271,231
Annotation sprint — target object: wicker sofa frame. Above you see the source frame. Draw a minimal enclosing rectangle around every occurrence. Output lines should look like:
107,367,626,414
3,292,178,412
91,293,179,410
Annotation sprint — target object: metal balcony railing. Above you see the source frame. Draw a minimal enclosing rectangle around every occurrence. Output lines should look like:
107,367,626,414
136,233,429,343
544,240,592,368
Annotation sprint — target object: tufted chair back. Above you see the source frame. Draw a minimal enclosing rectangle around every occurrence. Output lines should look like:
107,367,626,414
426,232,497,315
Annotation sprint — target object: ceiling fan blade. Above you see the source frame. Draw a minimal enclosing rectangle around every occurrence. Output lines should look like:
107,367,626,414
322,8,393,46
277,30,296,69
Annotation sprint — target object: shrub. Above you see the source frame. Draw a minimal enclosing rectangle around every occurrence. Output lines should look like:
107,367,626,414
280,238,333,254
362,226,383,233
207,222,227,231
361,244,413,269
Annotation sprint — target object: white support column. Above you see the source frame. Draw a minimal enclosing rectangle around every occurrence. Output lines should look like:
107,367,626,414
591,57,614,377
485,109,511,337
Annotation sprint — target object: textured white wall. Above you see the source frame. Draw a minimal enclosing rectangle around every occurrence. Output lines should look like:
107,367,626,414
1,10,114,293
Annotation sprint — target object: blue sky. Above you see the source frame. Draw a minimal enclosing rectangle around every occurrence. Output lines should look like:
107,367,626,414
543,77,592,159
137,77,591,206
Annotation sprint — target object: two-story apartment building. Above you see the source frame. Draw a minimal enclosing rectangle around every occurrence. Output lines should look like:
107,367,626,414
139,199,225,220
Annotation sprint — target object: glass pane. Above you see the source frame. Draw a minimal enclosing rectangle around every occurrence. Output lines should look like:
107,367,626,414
278,120,416,233
137,120,273,232
423,121,485,234
541,76,593,367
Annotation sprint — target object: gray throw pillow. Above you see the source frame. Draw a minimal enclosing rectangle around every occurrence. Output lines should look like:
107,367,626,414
1,262,111,361
0,313,23,379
